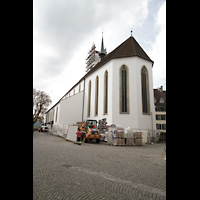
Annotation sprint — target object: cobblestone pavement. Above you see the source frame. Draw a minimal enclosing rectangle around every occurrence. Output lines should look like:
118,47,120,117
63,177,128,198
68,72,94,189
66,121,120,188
33,131,166,200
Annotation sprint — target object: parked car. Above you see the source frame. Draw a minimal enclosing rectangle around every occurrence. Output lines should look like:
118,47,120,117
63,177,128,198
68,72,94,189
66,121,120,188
41,126,48,132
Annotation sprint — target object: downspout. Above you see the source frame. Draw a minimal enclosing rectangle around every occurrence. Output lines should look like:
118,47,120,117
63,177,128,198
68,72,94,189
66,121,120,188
82,78,85,122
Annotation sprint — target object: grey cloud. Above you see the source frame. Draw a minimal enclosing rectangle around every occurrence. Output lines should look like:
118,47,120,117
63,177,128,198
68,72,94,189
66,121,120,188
34,0,152,95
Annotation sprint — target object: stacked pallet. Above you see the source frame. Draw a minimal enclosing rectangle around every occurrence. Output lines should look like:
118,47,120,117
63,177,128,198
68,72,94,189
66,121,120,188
134,131,143,146
124,127,134,146
112,130,125,146
126,138,134,146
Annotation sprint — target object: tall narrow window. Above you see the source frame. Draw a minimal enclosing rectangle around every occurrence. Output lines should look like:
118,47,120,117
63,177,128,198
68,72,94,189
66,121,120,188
87,80,91,117
119,65,129,113
53,108,55,122
141,66,150,114
79,83,81,92
95,76,99,116
104,71,108,114
55,107,58,123
122,67,127,112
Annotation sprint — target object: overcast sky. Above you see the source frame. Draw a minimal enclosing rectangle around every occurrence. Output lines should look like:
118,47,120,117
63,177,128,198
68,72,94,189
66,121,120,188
33,0,166,108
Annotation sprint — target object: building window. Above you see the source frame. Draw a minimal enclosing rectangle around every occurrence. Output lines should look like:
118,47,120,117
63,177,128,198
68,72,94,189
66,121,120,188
119,65,129,113
162,124,166,130
156,107,166,111
95,76,99,116
104,71,108,114
87,80,91,117
55,107,58,123
73,89,75,95
161,115,166,120
79,84,81,92
141,66,150,114
156,124,161,130
156,115,166,120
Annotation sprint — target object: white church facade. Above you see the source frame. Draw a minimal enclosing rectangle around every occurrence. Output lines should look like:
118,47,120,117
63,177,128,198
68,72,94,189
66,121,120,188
45,35,156,131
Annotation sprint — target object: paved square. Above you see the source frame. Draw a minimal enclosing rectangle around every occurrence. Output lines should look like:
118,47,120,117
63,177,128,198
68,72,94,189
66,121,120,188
33,131,166,200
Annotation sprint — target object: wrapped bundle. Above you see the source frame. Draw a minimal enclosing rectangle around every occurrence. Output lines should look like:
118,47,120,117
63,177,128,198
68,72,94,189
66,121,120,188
124,127,133,138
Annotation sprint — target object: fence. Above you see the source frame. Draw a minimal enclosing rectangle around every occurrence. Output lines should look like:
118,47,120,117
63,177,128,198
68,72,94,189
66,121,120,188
46,123,162,144
46,124,78,142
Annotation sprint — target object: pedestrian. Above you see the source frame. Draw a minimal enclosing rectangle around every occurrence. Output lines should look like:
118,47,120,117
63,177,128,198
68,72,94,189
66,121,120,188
76,128,82,145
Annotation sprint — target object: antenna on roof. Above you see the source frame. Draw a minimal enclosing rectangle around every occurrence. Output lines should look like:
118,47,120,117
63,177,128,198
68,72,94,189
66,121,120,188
131,29,132,36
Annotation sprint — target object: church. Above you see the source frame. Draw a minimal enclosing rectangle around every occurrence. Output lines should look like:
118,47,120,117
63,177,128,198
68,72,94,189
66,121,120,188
45,33,156,131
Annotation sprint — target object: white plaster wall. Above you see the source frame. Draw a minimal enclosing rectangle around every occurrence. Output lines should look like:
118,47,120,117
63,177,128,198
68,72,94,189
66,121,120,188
83,60,113,124
59,91,83,125
111,57,156,130
135,57,156,130
54,103,61,125
66,80,84,98
112,57,139,128
49,56,156,131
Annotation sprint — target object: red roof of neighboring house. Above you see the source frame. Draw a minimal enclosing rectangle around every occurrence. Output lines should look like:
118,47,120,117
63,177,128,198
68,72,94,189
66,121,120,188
154,88,166,106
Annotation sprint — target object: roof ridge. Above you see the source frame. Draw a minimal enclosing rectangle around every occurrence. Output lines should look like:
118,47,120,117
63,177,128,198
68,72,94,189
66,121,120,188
109,37,132,60
131,36,136,55
132,36,152,62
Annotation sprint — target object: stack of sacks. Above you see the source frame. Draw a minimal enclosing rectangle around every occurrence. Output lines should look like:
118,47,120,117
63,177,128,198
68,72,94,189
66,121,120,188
112,130,125,146
133,131,143,146
126,138,134,146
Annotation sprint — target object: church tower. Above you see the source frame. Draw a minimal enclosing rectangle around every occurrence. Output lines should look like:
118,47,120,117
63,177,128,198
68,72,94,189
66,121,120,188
85,43,99,72
99,33,107,60
85,33,107,72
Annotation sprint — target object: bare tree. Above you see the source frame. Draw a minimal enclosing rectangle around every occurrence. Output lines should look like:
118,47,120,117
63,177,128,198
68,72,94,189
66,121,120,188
33,88,52,124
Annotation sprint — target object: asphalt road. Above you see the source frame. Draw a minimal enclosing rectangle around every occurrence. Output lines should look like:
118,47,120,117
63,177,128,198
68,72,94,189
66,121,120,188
33,131,166,200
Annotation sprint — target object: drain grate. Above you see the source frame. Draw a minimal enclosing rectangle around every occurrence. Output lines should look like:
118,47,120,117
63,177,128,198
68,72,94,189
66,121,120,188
62,164,72,168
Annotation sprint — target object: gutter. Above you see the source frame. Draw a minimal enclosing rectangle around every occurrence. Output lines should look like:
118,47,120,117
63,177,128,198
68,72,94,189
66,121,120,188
82,78,85,122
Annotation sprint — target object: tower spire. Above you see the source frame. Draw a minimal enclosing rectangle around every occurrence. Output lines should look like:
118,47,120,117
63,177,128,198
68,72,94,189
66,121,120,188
99,31,106,60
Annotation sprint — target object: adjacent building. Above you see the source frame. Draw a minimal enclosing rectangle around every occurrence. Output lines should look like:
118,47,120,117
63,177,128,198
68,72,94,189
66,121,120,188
154,86,166,132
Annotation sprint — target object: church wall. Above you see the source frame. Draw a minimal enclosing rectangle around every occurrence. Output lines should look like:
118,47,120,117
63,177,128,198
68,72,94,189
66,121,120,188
83,60,113,124
111,57,139,128
54,103,61,125
58,91,84,125
111,57,156,130
135,57,156,130
46,57,156,132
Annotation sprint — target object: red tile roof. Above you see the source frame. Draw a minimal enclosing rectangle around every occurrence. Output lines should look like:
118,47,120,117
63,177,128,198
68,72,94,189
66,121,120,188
86,36,153,77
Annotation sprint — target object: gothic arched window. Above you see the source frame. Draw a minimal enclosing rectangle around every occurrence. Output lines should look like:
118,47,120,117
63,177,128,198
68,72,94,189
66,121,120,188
95,76,99,116
87,80,91,117
141,66,150,114
55,106,58,123
104,71,108,114
119,65,129,113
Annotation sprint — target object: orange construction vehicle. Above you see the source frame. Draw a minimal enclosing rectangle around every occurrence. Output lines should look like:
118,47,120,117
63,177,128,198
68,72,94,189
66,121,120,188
81,120,101,143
